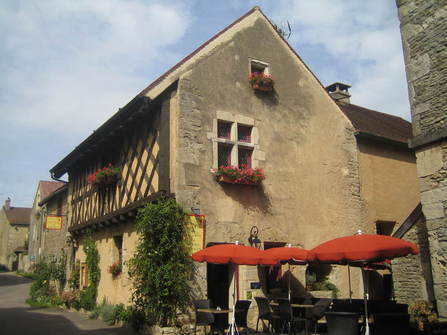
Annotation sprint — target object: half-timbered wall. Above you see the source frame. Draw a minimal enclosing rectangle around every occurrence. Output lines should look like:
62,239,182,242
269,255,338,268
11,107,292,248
69,110,163,228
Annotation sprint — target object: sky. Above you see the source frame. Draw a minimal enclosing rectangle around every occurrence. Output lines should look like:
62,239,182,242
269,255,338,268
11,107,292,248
0,0,410,207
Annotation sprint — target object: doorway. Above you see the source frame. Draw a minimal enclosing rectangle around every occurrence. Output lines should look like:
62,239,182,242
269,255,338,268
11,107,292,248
207,262,230,330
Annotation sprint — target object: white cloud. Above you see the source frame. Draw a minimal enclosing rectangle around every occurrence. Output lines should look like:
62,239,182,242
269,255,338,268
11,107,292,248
273,0,410,120
0,0,191,134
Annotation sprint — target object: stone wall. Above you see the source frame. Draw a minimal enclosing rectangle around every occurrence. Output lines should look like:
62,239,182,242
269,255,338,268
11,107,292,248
5,225,28,270
396,0,447,319
393,217,435,305
75,222,138,306
28,185,44,268
171,12,366,311
0,209,10,269
40,191,68,258
396,0,447,138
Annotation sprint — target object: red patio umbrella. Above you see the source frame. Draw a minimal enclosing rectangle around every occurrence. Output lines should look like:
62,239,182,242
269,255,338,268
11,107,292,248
311,232,419,335
311,233,418,264
192,243,278,265
264,244,315,300
192,243,278,335
264,245,316,264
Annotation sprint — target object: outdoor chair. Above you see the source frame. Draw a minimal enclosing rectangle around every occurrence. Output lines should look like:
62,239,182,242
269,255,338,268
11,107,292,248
373,313,410,335
193,299,215,335
305,298,332,335
235,300,251,334
325,312,360,335
278,299,306,335
254,297,274,333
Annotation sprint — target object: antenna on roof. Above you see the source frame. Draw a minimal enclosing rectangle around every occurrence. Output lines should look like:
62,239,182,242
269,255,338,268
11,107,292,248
273,20,292,40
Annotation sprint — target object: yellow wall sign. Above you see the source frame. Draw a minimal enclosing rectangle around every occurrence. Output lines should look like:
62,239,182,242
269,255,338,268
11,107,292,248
188,214,205,254
45,215,62,230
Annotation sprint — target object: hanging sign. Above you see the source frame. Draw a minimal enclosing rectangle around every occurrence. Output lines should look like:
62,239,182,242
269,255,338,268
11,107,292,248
45,215,62,230
188,214,206,254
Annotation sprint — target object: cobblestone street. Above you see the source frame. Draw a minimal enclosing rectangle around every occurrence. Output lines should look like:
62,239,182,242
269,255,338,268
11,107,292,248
0,272,137,335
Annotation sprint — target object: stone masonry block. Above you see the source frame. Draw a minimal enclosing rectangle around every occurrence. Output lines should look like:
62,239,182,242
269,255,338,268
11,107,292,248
421,186,447,204
416,145,444,177
423,202,445,220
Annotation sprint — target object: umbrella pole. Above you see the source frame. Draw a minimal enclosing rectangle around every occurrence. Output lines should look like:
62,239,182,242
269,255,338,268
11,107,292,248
362,268,370,335
348,264,352,302
390,264,396,301
288,263,291,301
229,264,239,335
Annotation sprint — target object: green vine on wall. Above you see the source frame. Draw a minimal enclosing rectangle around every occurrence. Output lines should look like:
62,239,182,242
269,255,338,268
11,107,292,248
128,198,193,327
80,232,100,310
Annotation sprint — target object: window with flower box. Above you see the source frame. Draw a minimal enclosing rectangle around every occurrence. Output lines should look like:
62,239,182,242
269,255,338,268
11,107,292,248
211,116,265,185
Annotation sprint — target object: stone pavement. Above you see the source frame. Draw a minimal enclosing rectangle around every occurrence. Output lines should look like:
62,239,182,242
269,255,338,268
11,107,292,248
0,272,138,335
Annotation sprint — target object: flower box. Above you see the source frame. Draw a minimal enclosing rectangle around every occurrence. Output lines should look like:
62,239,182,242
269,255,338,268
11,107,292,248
212,165,265,185
108,261,122,278
87,164,121,187
249,72,274,92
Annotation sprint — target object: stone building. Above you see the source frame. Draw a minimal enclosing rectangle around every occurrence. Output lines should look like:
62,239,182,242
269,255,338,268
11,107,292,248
327,83,420,233
28,180,66,267
49,6,419,321
0,198,31,271
396,0,447,319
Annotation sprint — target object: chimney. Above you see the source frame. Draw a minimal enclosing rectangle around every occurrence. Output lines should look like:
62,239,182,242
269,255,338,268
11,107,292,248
4,197,11,210
326,82,351,104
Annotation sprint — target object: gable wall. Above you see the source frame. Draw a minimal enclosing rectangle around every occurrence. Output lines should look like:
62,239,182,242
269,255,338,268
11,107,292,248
357,138,420,229
172,15,366,301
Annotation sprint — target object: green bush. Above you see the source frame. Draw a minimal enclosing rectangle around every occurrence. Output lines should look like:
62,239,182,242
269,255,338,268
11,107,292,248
100,303,116,325
128,198,193,327
79,285,97,311
27,252,67,307
112,304,133,324
311,276,339,298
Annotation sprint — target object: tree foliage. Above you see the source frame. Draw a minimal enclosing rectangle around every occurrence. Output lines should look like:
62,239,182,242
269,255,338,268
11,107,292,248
128,198,193,326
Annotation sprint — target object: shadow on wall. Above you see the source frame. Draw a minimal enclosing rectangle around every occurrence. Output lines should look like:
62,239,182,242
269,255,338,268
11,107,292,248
258,266,307,299
219,184,272,215
254,89,279,107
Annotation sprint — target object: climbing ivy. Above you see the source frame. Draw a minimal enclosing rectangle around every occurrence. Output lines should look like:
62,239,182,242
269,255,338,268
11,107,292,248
80,232,100,310
128,198,193,327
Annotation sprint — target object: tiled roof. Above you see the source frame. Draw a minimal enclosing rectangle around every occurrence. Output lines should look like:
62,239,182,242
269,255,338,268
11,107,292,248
39,180,66,200
39,183,68,206
4,207,31,225
338,103,413,144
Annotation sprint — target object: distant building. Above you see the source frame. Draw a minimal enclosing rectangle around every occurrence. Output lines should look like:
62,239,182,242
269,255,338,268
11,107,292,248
28,180,67,267
0,198,31,271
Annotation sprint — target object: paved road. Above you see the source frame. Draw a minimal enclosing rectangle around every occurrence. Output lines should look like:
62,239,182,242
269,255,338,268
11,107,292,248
0,272,138,335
